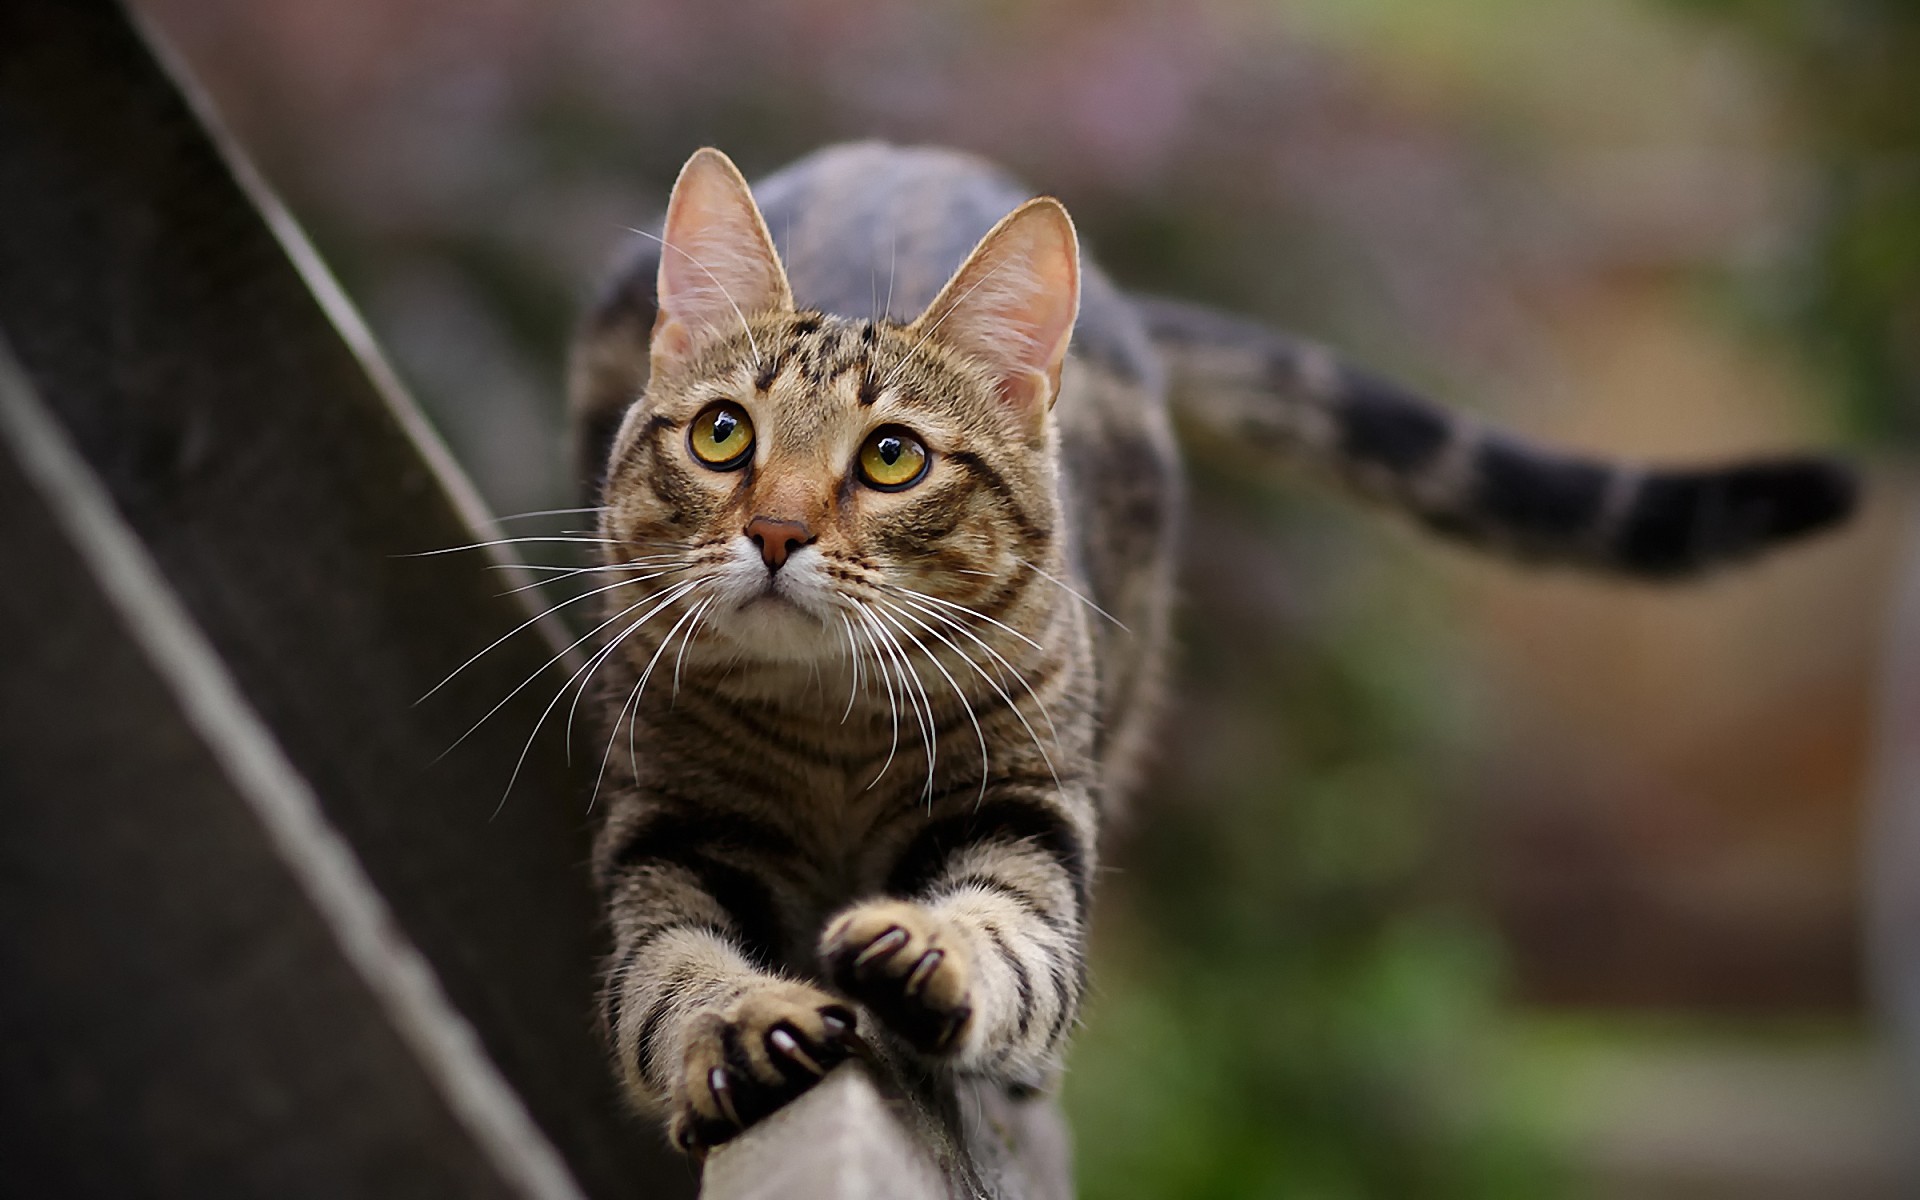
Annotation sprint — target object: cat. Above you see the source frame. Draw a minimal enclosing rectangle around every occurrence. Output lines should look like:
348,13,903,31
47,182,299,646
566,142,1855,1154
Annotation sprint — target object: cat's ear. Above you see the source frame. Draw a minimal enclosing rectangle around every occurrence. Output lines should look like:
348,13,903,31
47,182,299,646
652,147,793,365
912,197,1080,423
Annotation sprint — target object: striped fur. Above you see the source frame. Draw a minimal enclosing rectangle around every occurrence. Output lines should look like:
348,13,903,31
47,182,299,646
570,143,1854,1152
1135,295,1856,577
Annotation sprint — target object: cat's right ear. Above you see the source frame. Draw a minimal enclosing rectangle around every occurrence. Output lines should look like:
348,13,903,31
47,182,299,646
651,148,793,366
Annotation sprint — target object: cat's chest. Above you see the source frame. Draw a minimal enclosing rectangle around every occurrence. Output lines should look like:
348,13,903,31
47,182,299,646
770,762,935,888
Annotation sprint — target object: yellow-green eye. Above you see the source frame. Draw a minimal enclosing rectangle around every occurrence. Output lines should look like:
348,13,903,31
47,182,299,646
688,401,754,470
857,426,930,491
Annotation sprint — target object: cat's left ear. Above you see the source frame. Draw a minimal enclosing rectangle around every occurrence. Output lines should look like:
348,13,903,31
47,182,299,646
912,197,1080,425
652,147,794,366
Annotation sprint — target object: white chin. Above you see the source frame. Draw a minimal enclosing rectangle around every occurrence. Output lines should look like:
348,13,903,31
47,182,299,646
697,541,846,665
708,595,840,663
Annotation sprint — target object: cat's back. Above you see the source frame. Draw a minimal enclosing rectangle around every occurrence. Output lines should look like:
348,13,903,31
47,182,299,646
752,142,1157,386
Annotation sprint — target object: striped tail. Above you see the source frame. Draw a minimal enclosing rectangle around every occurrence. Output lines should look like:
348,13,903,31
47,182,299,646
1135,295,1858,578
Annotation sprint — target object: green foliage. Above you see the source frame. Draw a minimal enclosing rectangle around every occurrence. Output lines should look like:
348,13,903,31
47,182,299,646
1662,0,1920,441
1065,486,1565,1197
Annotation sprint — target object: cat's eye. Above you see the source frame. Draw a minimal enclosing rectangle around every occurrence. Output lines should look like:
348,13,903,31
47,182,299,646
687,401,755,470
857,426,930,491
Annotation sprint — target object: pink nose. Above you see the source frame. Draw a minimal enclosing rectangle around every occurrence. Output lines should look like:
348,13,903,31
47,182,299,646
744,516,814,571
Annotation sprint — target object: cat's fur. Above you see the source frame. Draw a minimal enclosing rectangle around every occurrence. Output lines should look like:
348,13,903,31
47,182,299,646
569,142,1855,1152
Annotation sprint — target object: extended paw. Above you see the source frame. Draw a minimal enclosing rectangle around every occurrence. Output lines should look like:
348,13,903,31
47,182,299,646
820,900,972,1056
668,982,856,1153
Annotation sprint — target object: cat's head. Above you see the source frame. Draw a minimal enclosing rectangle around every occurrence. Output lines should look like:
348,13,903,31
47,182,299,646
599,148,1080,667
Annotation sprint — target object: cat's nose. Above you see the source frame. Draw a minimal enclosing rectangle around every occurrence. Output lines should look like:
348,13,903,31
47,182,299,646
744,516,815,571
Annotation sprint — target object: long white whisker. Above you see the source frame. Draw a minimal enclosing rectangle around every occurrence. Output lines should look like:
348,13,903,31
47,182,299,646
434,582,679,763
880,259,1011,391
599,588,713,811
494,560,674,597
862,607,937,800
494,578,703,812
872,600,989,803
673,596,717,700
399,535,622,558
419,567,679,704
888,589,1060,745
486,555,680,576
884,233,898,322
492,505,609,523
880,595,1058,792
852,603,903,788
566,581,706,762
837,611,864,723
894,586,1046,653
1015,557,1128,630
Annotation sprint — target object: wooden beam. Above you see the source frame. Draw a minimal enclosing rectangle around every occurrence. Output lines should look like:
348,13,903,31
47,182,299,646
0,1,682,1193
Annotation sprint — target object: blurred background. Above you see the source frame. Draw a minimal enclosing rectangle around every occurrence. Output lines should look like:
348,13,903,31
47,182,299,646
128,0,1915,1194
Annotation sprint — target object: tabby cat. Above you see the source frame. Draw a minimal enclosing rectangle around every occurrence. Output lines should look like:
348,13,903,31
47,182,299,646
567,143,1854,1153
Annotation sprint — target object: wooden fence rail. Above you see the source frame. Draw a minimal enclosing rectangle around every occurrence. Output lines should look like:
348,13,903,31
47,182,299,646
0,1,1057,1195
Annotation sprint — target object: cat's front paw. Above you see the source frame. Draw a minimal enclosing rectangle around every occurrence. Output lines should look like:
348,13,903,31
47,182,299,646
820,900,973,1056
669,982,856,1152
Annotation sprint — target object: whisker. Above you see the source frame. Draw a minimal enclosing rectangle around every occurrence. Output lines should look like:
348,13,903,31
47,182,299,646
623,227,764,367
566,580,706,762
398,535,621,558
1015,558,1128,630
492,557,686,596
592,585,713,812
887,589,1060,744
893,586,1046,653
492,505,609,523
871,600,989,804
443,579,682,767
890,587,1059,729
672,595,717,700
878,595,1058,792
884,233,898,323
852,603,903,789
880,259,1010,392
837,611,864,723
861,607,937,800
419,568,680,705
494,578,704,813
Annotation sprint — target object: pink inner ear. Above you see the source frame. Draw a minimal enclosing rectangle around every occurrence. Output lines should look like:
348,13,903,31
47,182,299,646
918,199,1080,414
653,150,791,358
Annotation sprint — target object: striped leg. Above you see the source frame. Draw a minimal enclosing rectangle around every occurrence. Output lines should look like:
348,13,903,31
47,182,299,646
820,794,1092,1084
600,817,854,1151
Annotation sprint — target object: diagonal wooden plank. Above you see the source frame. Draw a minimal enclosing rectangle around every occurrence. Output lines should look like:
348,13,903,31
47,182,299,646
0,1,685,1193
0,340,558,1199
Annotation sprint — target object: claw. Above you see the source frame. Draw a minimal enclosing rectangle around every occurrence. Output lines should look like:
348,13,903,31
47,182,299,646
853,927,908,969
934,1004,972,1053
708,1066,743,1129
903,950,943,998
768,1026,826,1077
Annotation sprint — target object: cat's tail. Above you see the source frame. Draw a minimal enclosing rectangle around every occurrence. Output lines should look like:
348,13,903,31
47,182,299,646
1133,295,1858,578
